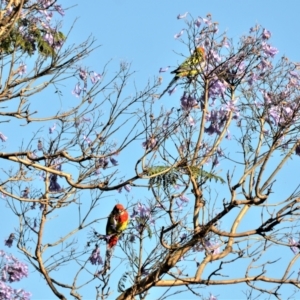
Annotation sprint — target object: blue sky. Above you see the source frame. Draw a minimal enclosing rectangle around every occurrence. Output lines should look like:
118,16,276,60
1,1,300,299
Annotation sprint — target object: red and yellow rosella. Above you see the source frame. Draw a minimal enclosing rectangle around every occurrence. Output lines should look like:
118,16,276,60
106,203,129,248
159,46,206,98
103,204,129,274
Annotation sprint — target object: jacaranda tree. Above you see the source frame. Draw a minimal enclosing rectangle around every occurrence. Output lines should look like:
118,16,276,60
1,2,300,299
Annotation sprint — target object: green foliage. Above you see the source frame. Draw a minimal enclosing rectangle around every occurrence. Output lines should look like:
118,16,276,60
148,166,179,190
118,271,131,293
0,24,65,57
147,165,225,189
190,167,226,184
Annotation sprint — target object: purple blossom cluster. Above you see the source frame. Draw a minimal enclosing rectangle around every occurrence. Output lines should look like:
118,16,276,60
193,239,220,255
0,250,31,299
0,132,8,142
96,156,119,170
131,202,155,227
204,109,228,136
74,116,91,127
176,194,189,210
49,174,62,192
6,0,66,56
142,136,157,150
72,68,101,98
289,237,300,255
4,234,15,248
89,245,103,265
180,93,199,111
0,282,31,300
118,184,131,193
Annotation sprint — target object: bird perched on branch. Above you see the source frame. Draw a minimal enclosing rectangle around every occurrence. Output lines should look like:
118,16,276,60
106,203,129,248
159,46,206,99
103,204,129,274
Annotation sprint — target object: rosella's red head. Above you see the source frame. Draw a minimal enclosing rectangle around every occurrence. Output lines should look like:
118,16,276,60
196,46,205,58
115,204,125,212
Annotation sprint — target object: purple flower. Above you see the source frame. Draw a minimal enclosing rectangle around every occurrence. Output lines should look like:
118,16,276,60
289,238,299,254
176,199,183,210
258,58,273,71
249,25,259,33
159,66,170,73
98,157,109,169
187,116,195,127
83,135,92,145
38,172,46,181
203,17,212,26
208,50,221,63
49,174,62,192
110,157,118,166
54,4,65,16
0,281,31,300
225,130,231,140
131,203,154,224
42,9,52,22
217,148,224,157
44,32,54,45
29,150,38,160
289,71,300,79
179,194,189,203
49,123,56,134
37,140,43,151
208,79,227,99
261,90,272,104
21,188,30,198
268,107,280,125
89,245,103,265
94,168,101,176
177,12,188,19
129,234,136,243
221,37,230,48
262,42,279,57
194,17,201,27
79,68,88,81
174,29,184,39
1,253,29,282
4,233,14,248
247,73,259,86
18,62,26,75
124,185,131,192
90,71,101,84
51,159,62,171
180,93,199,111
205,240,220,255
209,294,218,300
72,83,82,97
179,233,187,243
53,38,64,51
262,28,271,40
142,137,157,150
0,132,8,142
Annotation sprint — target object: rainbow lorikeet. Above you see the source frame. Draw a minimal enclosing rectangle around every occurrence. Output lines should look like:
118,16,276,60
159,46,206,98
106,204,129,248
